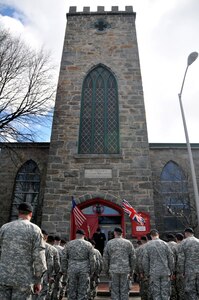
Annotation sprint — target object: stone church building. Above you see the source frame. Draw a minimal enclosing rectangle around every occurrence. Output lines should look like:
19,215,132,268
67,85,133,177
0,6,198,241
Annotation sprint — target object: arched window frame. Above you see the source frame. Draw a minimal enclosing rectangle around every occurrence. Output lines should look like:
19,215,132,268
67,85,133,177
160,160,190,231
78,64,120,154
10,159,41,223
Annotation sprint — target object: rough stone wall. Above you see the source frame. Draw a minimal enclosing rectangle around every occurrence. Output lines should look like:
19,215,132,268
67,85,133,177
0,141,198,237
149,143,199,235
0,143,49,227
1,8,198,239
42,6,154,238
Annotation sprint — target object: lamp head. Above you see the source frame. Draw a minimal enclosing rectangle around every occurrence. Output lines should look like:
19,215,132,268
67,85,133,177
187,52,198,66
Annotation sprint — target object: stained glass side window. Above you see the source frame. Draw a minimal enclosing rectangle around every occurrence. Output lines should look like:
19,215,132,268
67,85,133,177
78,65,119,154
160,161,190,230
10,160,40,223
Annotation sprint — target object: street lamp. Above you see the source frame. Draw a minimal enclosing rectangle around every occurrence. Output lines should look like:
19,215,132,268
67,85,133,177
178,51,199,226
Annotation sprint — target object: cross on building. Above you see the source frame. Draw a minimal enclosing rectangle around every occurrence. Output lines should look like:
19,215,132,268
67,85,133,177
94,19,109,31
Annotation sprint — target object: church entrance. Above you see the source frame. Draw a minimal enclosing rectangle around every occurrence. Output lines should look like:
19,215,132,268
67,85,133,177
71,198,124,242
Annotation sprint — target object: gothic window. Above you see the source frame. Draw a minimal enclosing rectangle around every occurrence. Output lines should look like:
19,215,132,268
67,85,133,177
160,161,190,231
78,65,119,154
10,160,40,223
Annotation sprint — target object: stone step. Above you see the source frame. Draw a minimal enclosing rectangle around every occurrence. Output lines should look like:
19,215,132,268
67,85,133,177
97,282,140,297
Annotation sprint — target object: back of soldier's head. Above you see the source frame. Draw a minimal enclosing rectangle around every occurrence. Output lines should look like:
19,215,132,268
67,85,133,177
114,227,123,237
184,227,194,234
141,235,148,243
150,229,159,237
167,233,176,242
47,235,55,244
54,235,61,245
184,227,194,237
41,229,48,240
18,202,33,215
60,239,67,246
175,233,184,242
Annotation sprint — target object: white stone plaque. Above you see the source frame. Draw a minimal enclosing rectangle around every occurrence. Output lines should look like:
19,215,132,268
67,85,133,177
136,226,146,232
85,169,112,178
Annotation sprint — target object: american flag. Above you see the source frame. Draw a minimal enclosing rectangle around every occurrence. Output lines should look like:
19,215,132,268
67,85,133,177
72,197,87,228
122,199,145,226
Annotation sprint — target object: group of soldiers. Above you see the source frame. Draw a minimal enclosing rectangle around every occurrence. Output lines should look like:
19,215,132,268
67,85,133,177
135,228,199,300
0,201,199,300
36,230,67,300
0,202,69,300
36,229,103,300
0,202,103,300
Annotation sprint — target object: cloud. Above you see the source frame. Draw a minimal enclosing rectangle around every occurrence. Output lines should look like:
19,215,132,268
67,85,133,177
134,0,199,142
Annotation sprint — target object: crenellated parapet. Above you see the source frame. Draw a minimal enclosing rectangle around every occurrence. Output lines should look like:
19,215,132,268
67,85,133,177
67,6,135,17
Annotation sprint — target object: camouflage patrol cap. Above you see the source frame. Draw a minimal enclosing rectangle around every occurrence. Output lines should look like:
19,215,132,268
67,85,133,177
167,233,175,241
184,227,194,234
18,202,33,212
175,233,184,241
76,229,85,235
150,229,159,236
47,235,55,243
114,227,123,233
55,235,61,241
42,229,48,236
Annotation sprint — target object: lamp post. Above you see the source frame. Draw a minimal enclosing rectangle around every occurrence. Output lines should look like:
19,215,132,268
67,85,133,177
178,51,199,226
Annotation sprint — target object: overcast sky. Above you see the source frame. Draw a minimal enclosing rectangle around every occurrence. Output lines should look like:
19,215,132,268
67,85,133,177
0,0,199,143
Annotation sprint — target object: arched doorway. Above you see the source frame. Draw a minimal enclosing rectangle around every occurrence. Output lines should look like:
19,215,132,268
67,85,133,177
71,198,124,241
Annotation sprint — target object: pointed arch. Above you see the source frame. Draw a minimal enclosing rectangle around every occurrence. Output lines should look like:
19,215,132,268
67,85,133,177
160,160,190,231
78,64,120,154
10,160,41,223
161,160,186,182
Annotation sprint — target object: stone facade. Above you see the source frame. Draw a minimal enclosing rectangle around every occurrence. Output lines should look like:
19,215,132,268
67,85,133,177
0,7,199,240
41,6,154,238
150,143,199,235
0,143,49,226
0,142,199,238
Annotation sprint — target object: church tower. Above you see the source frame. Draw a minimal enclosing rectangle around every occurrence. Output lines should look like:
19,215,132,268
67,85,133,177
42,6,154,240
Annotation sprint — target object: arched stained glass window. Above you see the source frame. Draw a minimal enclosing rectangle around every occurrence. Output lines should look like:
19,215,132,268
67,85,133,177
10,160,40,223
78,65,119,154
160,161,190,231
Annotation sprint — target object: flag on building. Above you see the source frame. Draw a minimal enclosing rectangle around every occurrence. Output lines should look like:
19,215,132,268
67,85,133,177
72,197,87,228
71,197,90,237
122,199,145,225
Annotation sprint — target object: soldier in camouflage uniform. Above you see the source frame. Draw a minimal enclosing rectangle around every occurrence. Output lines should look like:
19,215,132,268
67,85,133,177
142,229,174,300
177,228,199,300
37,230,54,300
175,233,185,300
61,229,95,300
53,236,66,300
167,234,178,300
46,235,61,300
0,202,47,300
135,236,150,300
88,239,103,300
103,227,136,300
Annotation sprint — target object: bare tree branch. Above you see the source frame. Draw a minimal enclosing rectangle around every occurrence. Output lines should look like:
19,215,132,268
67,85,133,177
0,28,56,141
